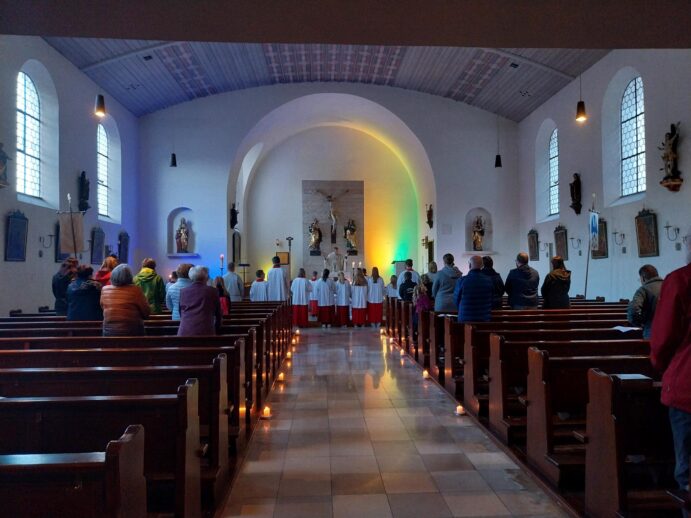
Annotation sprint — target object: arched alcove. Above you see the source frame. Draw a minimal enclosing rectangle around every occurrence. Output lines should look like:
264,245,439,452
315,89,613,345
464,207,493,253
166,207,198,257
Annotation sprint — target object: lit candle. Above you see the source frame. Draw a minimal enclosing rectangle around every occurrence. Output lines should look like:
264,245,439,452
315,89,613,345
278,372,285,382
455,405,466,416
423,370,430,379
295,329,300,335
262,406,272,418
400,358,404,366
286,351,292,359
389,337,394,343
358,261,362,267
291,338,296,345
286,360,292,368
399,348,405,357
292,346,296,353
352,261,355,269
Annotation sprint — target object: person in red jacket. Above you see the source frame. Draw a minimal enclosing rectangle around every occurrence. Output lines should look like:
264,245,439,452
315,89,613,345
650,226,691,491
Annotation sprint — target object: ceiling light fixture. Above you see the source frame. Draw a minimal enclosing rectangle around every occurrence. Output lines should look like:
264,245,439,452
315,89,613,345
170,153,177,168
576,75,587,123
94,94,106,118
495,116,502,168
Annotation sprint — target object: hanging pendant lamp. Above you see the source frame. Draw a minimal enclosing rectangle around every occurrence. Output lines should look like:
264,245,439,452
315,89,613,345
94,94,106,118
576,75,587,123
170,153,178,168
494,116,502,168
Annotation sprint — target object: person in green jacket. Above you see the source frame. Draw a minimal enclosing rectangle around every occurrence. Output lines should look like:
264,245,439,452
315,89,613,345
133,258,166,314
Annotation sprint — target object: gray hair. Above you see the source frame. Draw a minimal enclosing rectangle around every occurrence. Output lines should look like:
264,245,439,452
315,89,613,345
189,265,209,283
110,264,134,286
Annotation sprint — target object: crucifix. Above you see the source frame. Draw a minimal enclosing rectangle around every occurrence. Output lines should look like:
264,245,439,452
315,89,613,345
316,189,349,244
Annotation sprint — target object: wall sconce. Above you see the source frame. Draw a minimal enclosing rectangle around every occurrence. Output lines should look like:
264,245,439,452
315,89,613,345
39,234,55,249
664,222,680,241
275,238,282,248
613,231,626,246
569,237,581,250
539,242,550,252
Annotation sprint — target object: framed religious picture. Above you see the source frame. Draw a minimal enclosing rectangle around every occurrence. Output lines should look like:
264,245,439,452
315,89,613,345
276,251,290,265
635,209,659,257
118,231,129,263
5,210,28,262
591,219,609,259
527,229,539,261
90,227,105,265
554,225,569,260
54,222,70,262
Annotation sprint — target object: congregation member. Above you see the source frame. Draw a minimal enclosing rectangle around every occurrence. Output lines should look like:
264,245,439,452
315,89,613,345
100,264,150,336
52,257,78,315
223,262,245,302
397,258,420,288
66,265,103,321
426,262,438,292
505,252,539,309
290,268,312,327
314,269,335,327
267,256,289,301
481,256,505,310
133,258,166,314
213,276,231,315
335,271,352,327
178,266,222,336
398,271,416,302
413,282,433,335
165,271,178,293
93,255,118,286
540,256,571,309
432,253,461,313
386,275,399,299
367,266,385,327
627,264,663,338
250,270,268,302
165,263,193,320
351,271,369,327
454,255,493,323
309,270,320,316
650,226,691,494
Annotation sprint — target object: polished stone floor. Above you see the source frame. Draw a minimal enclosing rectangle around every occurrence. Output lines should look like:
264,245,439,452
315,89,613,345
222,328,569,518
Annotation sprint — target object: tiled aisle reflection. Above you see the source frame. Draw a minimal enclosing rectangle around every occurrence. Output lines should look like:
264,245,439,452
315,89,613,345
222,328,569,518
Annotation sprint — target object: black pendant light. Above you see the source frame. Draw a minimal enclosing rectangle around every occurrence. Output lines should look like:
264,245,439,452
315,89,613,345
94,94,106,118
576,75,587,123
494,116,502,168
170,153,178,167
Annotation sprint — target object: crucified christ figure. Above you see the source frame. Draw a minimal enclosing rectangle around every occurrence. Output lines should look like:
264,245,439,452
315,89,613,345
316,189,349,244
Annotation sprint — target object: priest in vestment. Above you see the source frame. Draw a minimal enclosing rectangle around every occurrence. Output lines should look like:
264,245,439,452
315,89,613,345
267,256,289,301
325,246,345,274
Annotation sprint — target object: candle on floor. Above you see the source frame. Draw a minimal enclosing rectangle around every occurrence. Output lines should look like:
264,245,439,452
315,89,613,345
423,370,430,379
286,351,292,359
295,329,300,335
291,338,297,345
261,406,272,419
292,346,296,353
399,348,405,357
389,337,394,344
455,404,466,416
278,372,285,382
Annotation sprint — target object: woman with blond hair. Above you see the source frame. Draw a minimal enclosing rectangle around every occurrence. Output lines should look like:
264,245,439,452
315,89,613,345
94,255,119,286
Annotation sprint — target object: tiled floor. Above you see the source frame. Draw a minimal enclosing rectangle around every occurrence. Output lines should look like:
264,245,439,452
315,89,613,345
222,328,570,518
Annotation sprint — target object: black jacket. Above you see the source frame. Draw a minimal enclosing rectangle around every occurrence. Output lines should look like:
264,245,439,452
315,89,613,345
482,268,505,309
505,264,540,308
540,268,571,309
399,280,416,302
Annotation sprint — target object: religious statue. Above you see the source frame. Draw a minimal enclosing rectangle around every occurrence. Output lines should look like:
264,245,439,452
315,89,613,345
230,203,239,229
308,218,322,255
175,218,189,253
78,171,90,212
569,173,582,214
0,142,10,188
658,123,683,191
316,188,349,244
426,204,434,229
344,219,357,254
472,215,485,251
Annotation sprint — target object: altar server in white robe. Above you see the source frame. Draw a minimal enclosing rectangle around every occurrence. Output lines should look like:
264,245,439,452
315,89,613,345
309,271,319,316
223,262,245,302
249,270,268,302
367,266,386,327
335,271,352,327
290,268,312,327
267,256,289,301
351,271,369,327
314,269,336,327
396,258,420,288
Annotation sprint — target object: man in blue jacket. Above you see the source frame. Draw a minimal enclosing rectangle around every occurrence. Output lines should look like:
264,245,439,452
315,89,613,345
505,252,540,309
454,255,493,323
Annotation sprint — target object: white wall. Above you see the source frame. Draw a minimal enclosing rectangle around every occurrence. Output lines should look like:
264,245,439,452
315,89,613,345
0,36,139,315
518,49,691,300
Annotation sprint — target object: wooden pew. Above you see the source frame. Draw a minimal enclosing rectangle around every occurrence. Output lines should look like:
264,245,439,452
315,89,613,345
487,336,650,444
428,312,447,385
0,424,147,518
417,310,430,369
0,380,201,517
584,369,678,518
406,302,416,357
524,348,652,489
443,317,464,397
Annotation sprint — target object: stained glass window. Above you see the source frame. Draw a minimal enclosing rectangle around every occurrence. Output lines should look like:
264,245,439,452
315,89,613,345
97,124,109,217
621,77,646,196
548,129,559,215
16,72,41,197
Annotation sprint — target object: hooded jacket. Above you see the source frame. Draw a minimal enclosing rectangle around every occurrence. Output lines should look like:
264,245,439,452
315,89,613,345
133,267,166,314
540,268,571,309
66,278,104,321
432,265,462,312
505,264,540,308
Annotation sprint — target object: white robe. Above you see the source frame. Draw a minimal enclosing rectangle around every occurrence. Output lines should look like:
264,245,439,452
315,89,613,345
223,271,244,302
351,285,368,309
335,280,351,306
386,283,399,298
249,280,268,302
397,268,420,288
367,277,385,303
290,277,312,305
267,266,289,301
314,278,335,307
309,279,319,301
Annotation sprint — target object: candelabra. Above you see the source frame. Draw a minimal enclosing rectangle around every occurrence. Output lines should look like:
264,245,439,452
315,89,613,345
612,231,626,246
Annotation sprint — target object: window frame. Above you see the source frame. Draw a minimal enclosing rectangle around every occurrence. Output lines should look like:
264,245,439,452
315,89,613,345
620,77,646,197
16,71,42,198
96,123,109,218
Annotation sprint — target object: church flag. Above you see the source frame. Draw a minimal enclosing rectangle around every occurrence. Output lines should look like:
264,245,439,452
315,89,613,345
589,211,599,251
58,212,85,255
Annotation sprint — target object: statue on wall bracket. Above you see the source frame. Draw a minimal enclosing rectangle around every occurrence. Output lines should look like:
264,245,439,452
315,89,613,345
78,171,90,212
569,173,582,214
230,203,239,229
308,218,323,256
344,219,358,255
471,216,485,251
175,218,189,253
426,204,434,229
659,122,683,192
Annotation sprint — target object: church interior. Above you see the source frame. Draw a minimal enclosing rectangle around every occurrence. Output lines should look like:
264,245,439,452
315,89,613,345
0,2,690,517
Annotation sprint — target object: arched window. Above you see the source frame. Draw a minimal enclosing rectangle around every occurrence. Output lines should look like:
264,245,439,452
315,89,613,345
548,129,559,215
97,124,109,217
620,77,645,196
16,72,41,197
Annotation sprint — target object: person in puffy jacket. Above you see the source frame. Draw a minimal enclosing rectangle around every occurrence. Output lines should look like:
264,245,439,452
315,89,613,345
454,255,493,323
505,252,540,309
481,256,505,310
100,264,150,336
432,253,462,313
541,256,571,309
133,258,166,314
52,258,78,315
66,265,103,321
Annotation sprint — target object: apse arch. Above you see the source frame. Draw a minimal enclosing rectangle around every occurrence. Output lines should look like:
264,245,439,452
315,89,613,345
226,93,437,266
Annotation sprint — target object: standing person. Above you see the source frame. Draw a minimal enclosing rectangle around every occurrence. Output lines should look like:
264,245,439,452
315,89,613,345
627,264,663,338
100,264,150,336
52,258,78,315
454,255,493,323
541,256,571,309
133,258,166,314
94,256,118,287
650,226,691,494
166,263,193,320
267,256,289,301
66,265,103,321
314,269,335,328
250,270,268,302
165,271,178,293
178,266,222,336
398,271,416,302
482,256,505,310
432,253,462,313
426,261,438,290
413,282,433,337
213,276,231,316
505,252,540,309
334,271,352,327
367,266,385,327
223,262,245,302
290,268,312,328
397,259,420,288
386,275,399,298
351,271,368,327
309,271,319,317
